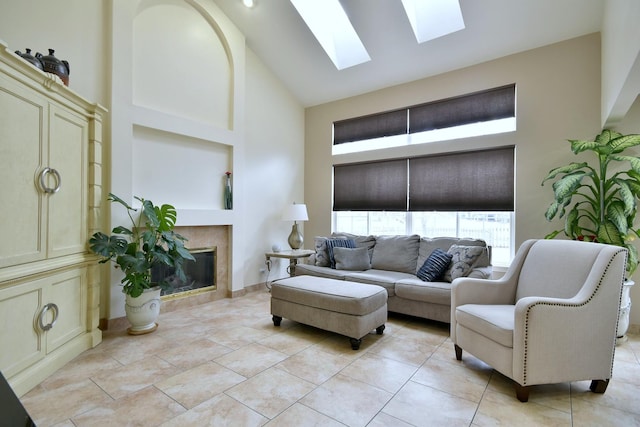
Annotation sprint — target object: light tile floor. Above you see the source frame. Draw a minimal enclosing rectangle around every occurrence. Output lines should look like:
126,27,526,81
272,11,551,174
20,290,640,426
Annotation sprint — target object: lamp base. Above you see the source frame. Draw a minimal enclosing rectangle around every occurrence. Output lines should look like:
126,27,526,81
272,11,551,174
288,223,304,250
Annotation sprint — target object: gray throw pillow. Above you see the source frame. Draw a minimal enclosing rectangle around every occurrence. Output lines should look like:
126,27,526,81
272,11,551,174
326,238,356,268
443,245,486,282
334,247,371,271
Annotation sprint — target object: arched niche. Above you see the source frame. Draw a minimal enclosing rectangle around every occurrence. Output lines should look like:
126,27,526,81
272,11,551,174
132,0,233,129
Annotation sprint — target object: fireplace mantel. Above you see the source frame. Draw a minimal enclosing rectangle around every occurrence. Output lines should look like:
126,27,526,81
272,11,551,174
176,209,234,226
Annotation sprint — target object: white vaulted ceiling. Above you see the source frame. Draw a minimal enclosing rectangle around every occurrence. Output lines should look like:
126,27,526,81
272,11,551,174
213,0,605,107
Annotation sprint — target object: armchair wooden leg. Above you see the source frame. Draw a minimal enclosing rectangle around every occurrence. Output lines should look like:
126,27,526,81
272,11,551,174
454,344,462,361
514,383,530,402
590,379,609,394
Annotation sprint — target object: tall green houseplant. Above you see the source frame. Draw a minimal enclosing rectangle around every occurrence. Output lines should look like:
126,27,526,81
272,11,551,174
542,129,640,274
89,193,195,297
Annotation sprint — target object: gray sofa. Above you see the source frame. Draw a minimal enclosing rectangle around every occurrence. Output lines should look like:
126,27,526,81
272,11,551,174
294,233,492,323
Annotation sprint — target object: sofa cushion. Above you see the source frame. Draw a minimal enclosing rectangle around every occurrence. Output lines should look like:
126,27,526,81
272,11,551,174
416,248,452,281
371,235,420,274
416,237,490,273
344,270,415,297
295,263,349,280
395,277,453,305
326,238,356,268
443,245,486,282
334,247,371,271
314,236,331,267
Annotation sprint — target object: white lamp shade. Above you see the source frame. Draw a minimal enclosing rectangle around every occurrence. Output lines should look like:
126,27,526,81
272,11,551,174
282,203,309,221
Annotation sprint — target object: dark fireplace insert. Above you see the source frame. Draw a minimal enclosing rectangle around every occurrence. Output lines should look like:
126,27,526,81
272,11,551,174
152,247,217,296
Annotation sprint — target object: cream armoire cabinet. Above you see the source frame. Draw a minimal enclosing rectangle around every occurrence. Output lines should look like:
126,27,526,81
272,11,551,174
0,42,104,397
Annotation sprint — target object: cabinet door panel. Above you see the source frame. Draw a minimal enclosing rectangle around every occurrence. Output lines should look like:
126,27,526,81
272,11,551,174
46,268,86,352
0,78,47,267
48,105,88,258
0,281,44,377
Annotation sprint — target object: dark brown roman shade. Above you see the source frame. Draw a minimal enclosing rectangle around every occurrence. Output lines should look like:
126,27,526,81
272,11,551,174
333,109,407,145
333,147,514,212
333,159,408,211
333,84,515,146
409,85,516,133
408,146,514,211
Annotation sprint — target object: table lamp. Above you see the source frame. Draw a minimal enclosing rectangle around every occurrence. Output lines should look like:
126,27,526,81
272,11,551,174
282,203,308,250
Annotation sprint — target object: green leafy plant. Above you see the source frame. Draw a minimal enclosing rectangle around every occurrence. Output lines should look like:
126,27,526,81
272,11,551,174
542,129,640,274
89,193,195,298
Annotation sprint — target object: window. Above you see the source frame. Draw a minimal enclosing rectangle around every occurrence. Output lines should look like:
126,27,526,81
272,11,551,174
333,159,407,211
333,211,513,266
333,84,516,155
333,147,515,212
331,86,517,265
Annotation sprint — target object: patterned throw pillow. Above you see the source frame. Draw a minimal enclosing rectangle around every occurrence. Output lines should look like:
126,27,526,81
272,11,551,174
416,248,452,282
326,238,356,268
314,237,331,267
443,245,486,282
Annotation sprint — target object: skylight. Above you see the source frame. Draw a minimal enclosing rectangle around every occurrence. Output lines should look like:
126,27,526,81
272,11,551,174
401,0,465,43
289,0,370,70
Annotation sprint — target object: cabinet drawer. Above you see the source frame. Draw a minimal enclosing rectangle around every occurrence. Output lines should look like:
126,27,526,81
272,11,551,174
46,268,86,353
0,280,45,377
0,267,87,377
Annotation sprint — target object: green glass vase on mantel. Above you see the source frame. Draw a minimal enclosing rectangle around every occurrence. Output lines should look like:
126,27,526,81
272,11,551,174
224,171,232,210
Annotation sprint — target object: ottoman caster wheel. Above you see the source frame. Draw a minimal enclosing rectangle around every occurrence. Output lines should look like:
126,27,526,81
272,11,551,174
272,315,282,326
350,338,362,350
376,324,385,335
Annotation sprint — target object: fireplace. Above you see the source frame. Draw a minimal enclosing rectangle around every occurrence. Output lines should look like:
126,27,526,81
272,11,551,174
151,247,217,297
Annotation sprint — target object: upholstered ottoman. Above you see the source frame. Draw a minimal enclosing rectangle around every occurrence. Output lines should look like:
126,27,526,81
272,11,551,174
270,275,387,349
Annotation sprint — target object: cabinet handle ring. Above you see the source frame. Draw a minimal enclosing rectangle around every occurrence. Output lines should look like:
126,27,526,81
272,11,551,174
38,167,62,194
38,303,59,331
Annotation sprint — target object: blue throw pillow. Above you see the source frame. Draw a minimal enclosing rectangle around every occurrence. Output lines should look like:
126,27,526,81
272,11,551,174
326,238,356,268
417,248,452,282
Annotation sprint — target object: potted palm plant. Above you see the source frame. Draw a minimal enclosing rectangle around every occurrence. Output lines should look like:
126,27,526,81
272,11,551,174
542,129,640,339
89,193,195,334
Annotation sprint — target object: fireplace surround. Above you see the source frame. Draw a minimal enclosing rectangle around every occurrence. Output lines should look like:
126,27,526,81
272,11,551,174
103,225,230,330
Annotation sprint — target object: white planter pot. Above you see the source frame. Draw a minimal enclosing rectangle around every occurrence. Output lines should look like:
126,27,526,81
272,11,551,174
617,279,634,343
125,287,161,335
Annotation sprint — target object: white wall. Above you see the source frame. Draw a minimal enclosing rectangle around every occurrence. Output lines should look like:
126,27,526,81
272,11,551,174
244,49,305,283
0,0,305,320
611,96,640,326
0,0,108,106
602,0,640,126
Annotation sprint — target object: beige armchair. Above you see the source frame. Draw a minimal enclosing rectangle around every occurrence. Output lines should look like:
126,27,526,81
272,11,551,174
451,239,627,402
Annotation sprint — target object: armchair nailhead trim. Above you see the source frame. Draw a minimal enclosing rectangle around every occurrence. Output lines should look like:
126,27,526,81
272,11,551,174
520,249,626,385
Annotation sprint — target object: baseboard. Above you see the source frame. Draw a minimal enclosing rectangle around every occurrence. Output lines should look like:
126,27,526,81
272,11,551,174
231,282,268,297
100,284,270,330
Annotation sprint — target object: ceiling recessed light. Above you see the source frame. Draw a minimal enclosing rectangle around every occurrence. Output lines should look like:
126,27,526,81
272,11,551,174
401,0,465,43
290,0,370,70
242,0,254,8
